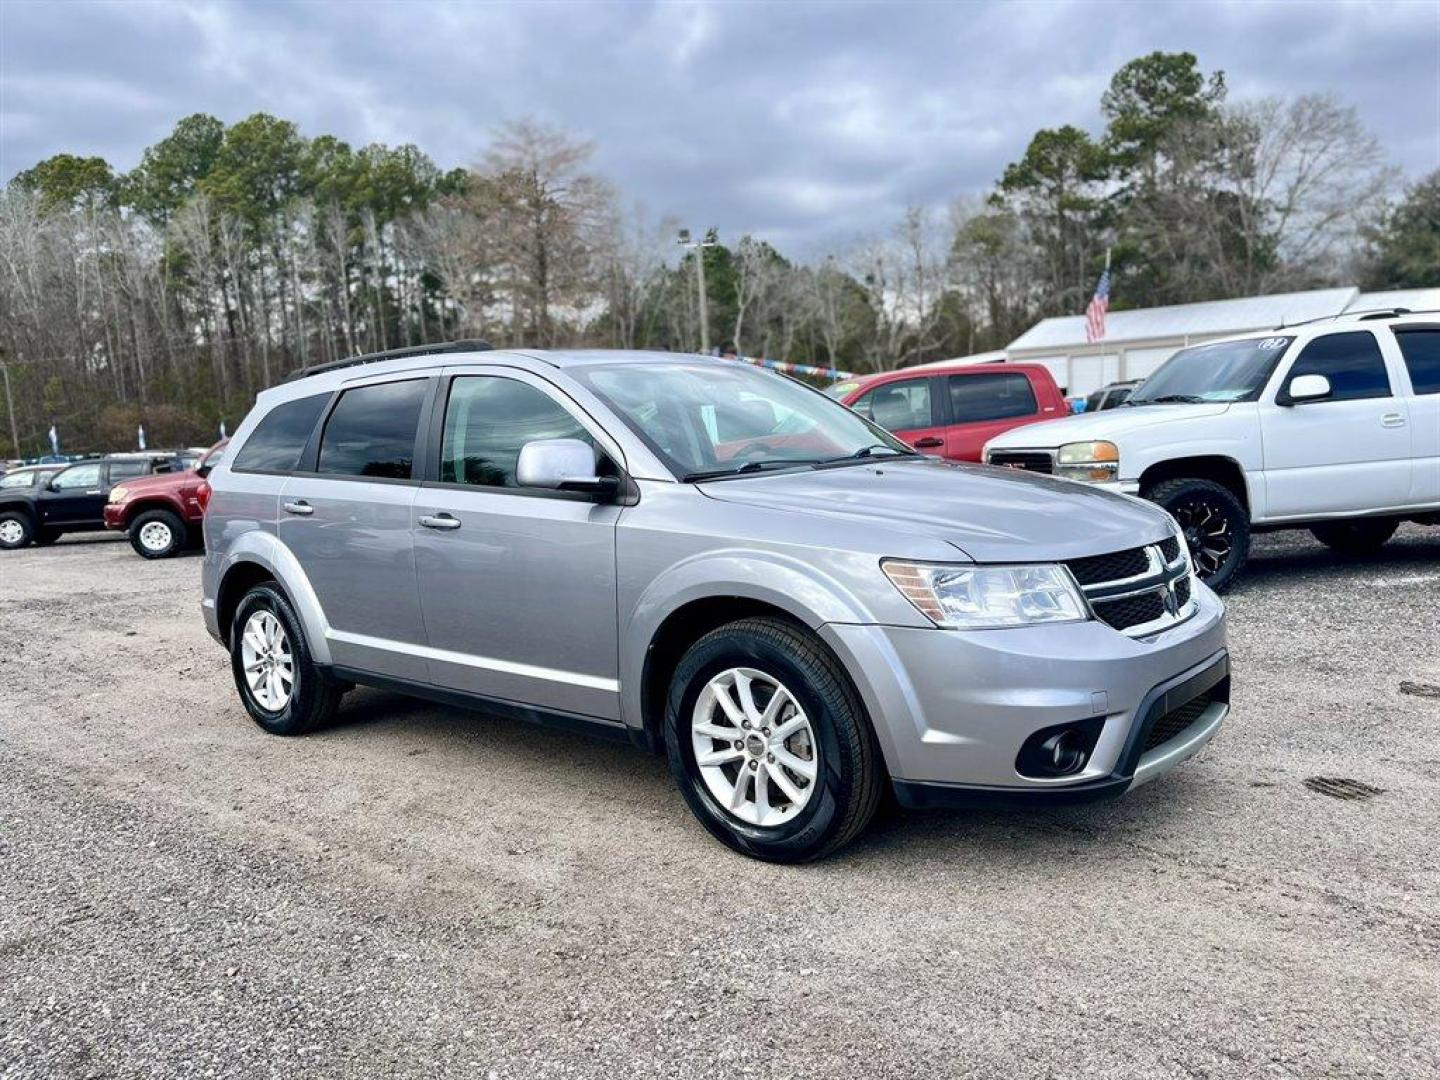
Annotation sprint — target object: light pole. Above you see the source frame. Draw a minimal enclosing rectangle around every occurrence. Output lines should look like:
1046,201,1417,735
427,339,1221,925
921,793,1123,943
677,227,718,353
0,357,19,460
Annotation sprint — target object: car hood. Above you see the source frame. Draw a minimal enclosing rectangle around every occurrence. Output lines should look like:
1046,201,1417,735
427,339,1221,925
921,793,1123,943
985,402,1232,449
697,457,1173,563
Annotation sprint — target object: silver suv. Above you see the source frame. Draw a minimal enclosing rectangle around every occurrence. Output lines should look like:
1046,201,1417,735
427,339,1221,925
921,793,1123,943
202,344,1229,861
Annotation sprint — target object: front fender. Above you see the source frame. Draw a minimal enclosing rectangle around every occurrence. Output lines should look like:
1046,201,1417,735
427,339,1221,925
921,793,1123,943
210,531,334,666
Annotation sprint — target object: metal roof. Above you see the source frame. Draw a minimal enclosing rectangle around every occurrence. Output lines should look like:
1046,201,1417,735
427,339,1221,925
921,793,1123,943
1346,287,1440,313
1007,287,1360,353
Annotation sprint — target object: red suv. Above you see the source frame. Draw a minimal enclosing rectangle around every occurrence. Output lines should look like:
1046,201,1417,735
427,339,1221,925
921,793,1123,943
827,362,1068,461
103,440,228,558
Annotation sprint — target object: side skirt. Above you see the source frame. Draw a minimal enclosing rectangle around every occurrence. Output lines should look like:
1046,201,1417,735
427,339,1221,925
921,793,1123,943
326,665,636,746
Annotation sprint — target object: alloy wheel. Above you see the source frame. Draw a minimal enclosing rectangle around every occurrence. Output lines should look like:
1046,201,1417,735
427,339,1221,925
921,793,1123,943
138,520,173,552
240,609,295,711
690,667,818,827
1172,497,1233,579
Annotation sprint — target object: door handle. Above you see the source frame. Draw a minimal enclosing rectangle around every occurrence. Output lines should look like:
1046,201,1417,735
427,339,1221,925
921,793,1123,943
282,500,314,516
912,437,944,449
419,513,461,531
85,490,101,496
1381,413,1406,428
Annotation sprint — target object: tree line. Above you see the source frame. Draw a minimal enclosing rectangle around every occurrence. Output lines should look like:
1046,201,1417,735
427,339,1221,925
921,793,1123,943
0,51,1433,455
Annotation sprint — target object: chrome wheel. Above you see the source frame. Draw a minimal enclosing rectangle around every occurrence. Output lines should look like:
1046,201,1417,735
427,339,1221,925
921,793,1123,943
691,667,818,827
240,609,294,711
138,520,173,552
0,519,25,546
1173,497,1234,578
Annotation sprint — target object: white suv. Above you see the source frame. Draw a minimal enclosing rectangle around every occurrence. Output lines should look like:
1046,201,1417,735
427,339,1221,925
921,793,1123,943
985,311,1440,590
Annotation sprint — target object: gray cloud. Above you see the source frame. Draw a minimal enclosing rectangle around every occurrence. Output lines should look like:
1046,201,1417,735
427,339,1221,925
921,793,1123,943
2,0,1437,253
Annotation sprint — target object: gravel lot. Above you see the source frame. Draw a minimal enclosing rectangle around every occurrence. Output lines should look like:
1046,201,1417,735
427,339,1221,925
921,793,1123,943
2,527,1438,1079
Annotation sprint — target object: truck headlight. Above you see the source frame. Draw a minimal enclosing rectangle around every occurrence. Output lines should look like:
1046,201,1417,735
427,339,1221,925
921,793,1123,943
108,487,129,504
1056,441,1119,482
883,561,1088,629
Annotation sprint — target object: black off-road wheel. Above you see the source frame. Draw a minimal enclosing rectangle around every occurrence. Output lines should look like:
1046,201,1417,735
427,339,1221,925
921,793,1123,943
1310,517,1399,555
1144,477,1251,592
229,582,344,736
664,616,885,863
0,511,34,550
129,508,186,559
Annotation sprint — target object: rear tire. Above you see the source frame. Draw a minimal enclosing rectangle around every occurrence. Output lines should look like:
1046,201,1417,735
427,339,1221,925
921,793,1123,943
129,508,185,559
0,511,33,550
664,616,884,863
1310,517,1398,555
230,583,343,736
1144,477,1250,593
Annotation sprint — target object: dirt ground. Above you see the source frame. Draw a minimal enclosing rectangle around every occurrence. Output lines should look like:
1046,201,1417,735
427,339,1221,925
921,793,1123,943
2,527,1438,1079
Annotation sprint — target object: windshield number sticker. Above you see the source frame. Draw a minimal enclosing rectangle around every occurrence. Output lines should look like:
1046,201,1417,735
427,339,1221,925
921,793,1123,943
1257,337,1288,350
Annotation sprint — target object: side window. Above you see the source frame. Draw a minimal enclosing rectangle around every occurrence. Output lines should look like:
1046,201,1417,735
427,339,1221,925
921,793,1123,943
1286,331,1391,402
52,463,101,490
107,461,146,482
949,372,1039,423
853,379,933,431
440,376,592,488
232,392,331,473
317,379,427,480
1395,329,1440,395
0,471,34,489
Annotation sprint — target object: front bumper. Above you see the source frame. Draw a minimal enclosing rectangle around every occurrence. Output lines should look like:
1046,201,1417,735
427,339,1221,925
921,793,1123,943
820,581,1228,800
102,504,126,531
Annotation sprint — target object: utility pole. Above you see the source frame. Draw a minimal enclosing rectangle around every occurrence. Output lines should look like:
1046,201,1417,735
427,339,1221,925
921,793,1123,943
677,228,718,353
0,356,19,460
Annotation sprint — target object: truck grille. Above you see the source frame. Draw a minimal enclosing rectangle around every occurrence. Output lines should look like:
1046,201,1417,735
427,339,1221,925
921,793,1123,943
987,450,1053,475
1142,689,1217,753
1064,539,1196,638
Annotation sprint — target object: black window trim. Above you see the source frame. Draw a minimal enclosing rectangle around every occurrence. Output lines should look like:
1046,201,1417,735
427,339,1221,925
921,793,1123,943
419,368,633,504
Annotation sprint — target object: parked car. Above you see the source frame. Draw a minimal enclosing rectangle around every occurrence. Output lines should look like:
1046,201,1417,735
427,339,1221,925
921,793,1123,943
104,439,229,558
1084,379,1143,413
984,311,1440,591
202,343,1228,862
0,452,187,550
826,362,1068,461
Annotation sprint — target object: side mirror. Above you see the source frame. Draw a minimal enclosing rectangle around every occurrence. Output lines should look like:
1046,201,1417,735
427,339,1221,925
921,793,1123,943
45,479,60,492
195,464,212,479
516,438,617,496
1282,373,1331,405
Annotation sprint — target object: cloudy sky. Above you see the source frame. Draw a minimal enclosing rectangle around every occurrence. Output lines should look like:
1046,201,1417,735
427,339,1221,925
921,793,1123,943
2,0,1437,252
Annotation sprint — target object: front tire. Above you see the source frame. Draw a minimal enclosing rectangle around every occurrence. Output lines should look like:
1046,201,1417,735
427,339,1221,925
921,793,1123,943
1310,517,1398,555
1145,477,1250,592
129,508,185,559
230,583,344,736
0,511,34,550
664,617,884,863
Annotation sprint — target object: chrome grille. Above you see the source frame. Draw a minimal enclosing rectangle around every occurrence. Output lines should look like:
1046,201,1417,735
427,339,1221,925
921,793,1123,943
1065,539,1197,638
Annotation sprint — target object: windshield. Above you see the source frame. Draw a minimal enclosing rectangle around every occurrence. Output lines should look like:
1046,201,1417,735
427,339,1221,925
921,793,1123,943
573,361,911,479
1127,336,1294,405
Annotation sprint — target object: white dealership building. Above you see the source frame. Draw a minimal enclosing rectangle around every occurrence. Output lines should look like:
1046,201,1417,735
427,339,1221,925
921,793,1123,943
1002,285,1440,397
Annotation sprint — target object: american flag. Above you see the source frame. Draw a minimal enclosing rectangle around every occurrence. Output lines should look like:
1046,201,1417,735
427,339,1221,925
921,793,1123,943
1085,263,1110,343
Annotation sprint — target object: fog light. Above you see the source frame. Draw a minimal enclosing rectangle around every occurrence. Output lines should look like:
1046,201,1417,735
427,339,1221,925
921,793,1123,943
1041,730,1086,774
1015,716,1106,779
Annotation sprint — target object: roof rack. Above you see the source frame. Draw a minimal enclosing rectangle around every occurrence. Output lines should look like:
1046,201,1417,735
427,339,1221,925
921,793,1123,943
286,339,493,382
1271,307,1438,331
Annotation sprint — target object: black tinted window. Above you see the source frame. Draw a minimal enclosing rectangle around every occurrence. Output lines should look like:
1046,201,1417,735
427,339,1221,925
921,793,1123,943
1288,332,1390,401
949,372,1038,423
317,380,426,480
1396,329,1440,395
107,461,147,481
853,379,933,431
441,377,590,487
233,393,330,473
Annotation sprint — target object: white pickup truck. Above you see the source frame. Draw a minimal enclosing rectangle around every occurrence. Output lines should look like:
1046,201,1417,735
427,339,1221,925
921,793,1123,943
984,310,1440,590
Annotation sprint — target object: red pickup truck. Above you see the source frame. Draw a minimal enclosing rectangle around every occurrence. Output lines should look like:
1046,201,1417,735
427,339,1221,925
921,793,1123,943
103,440,227,558
826,361,1068,461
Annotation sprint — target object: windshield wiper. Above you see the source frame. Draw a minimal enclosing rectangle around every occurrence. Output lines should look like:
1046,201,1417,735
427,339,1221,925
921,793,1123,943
681,459,819,482
1129,393,1207,406
813,443,918,468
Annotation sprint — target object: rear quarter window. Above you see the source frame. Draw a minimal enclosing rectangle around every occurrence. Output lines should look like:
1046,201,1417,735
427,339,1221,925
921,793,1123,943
231,392,331,473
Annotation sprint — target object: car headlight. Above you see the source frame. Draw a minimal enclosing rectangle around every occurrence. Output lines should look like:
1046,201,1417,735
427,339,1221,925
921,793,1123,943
1056,441,1119,482
883,561,1089,629
108,487,129,504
